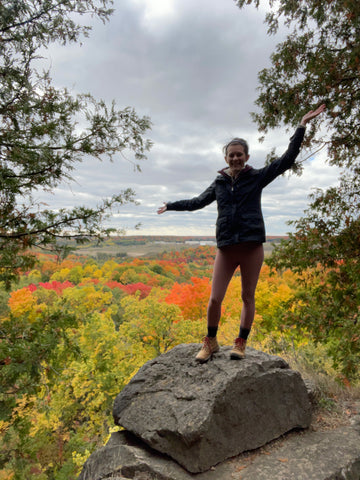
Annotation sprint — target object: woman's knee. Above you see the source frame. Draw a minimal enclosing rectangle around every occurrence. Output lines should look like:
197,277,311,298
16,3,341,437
208,296,223,310
241,290,255,306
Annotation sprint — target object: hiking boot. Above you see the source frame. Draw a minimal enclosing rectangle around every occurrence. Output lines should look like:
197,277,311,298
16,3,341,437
230,337,246,360
195,336,219,363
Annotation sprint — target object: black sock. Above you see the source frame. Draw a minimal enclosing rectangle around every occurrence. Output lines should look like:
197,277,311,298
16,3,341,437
239,327,250,340
207,326,218,338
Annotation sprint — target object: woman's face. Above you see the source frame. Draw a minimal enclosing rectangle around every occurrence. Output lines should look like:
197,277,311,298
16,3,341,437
225,144,249,175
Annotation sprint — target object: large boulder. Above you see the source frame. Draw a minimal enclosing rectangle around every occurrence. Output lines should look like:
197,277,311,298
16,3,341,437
113,344,312,473
78,421,360,480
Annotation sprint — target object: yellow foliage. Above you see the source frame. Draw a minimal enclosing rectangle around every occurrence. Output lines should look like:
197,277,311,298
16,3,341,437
0,421,10,436
0,469,15,480
101,260,118,279
11,395,36,419
50,267,71,282
119,290,184,356
8,288,37,320
29,410,63,438
83,264,98,276
61,285,113,315
222,276,242,320
27,269,42,283
72,450,91,467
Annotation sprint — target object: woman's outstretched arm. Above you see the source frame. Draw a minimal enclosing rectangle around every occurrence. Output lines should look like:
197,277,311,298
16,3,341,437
259,103,327,187
156,180,217,214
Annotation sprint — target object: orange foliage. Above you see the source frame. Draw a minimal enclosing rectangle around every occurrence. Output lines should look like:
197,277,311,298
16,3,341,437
164,277,211,320
79,278,100,286
57,256,83,270
8,288,37,319
39,260,58,278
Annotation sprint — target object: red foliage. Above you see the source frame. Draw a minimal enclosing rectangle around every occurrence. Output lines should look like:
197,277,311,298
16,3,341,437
38,280,74,294
105,280,124,290
120,283,152,299
105,281,152,299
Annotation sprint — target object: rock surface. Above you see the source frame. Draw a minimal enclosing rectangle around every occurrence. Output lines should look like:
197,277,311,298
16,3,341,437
112,344,312,473
78,414,360,480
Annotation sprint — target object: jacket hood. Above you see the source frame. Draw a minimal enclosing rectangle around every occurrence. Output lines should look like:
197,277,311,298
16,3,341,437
218,165,253,177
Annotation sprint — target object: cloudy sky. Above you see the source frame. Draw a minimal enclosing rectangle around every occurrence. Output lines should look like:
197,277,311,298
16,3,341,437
42,0,340,237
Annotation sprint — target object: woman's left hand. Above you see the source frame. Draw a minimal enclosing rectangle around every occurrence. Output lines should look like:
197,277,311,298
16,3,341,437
300,104,326,126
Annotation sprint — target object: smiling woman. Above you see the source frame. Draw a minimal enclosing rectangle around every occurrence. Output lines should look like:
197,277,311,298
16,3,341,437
223,138,250,177
157,104,326,362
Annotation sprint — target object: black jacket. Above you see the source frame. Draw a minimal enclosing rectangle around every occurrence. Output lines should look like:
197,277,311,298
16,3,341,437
166,126,306,247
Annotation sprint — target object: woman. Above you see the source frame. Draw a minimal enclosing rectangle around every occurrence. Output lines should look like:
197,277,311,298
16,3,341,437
157,104,326,362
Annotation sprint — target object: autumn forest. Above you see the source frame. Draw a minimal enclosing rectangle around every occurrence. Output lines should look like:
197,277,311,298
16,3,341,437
2,0,360,478
0,239,359,479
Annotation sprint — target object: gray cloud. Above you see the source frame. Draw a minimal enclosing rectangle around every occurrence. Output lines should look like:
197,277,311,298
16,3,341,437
38,0,339,237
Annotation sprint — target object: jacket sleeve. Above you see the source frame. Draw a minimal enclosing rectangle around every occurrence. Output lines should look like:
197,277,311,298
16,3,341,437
166,180,216,211
259,126,306,188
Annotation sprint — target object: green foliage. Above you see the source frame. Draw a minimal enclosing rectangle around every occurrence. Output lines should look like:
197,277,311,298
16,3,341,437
0,298,79,406
235,0,360,380
266,120,360,380
0,0,152,288
235,0,360,167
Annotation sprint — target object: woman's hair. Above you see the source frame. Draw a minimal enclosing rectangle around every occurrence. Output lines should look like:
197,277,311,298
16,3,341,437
223,137,249,156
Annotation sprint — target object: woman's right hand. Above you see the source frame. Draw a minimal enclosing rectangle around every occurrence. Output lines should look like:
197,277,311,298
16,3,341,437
300,103,326,126
157,203,167,214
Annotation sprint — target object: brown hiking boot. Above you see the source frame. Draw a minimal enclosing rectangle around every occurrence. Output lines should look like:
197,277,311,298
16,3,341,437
195,336,219,363
230,337,246,360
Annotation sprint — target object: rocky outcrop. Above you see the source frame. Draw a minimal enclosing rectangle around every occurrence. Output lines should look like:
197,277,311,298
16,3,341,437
112,344,312,473
78,419,360,480
78,344,360,480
